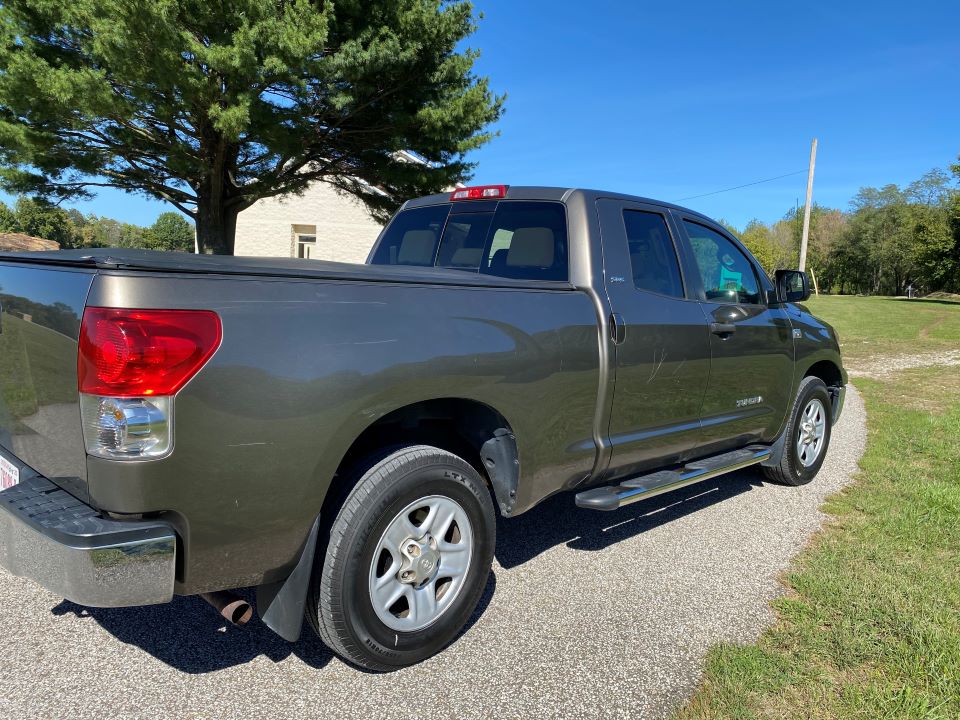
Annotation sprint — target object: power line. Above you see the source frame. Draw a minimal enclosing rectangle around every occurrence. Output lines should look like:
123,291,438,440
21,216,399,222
677,169,807,201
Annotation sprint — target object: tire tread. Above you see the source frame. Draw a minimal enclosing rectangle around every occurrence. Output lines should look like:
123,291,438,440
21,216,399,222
762,375,830,486
306,445,477,671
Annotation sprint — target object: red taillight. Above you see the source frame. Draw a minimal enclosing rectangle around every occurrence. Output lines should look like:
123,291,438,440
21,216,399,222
78,308,222,397
449,184,507,201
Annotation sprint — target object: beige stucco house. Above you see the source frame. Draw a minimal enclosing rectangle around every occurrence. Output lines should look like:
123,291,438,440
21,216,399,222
234,152,439,263
233,180,385,263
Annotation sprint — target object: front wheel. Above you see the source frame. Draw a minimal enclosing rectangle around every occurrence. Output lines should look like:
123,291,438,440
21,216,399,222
307,445,496,671
763,376,833,486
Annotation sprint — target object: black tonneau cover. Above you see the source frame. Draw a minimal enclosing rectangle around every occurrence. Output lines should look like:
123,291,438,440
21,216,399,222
0,249,576,290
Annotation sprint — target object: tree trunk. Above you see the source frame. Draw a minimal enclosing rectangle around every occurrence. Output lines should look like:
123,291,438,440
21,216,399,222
195,134,238,255
195,195,238,255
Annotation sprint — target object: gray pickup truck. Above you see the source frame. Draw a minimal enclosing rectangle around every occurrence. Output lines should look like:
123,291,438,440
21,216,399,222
0,185,845,670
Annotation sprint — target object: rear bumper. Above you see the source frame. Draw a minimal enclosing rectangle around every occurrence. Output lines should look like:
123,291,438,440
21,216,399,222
0,470,175,607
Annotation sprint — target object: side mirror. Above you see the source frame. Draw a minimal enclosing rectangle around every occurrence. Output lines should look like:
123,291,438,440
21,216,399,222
774,269,811,303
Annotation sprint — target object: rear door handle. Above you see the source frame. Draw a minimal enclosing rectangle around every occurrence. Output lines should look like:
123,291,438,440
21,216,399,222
610,313,625,345
710,322,736,336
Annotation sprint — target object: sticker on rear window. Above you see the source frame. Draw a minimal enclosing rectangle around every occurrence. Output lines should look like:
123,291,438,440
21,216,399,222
1,455,19,490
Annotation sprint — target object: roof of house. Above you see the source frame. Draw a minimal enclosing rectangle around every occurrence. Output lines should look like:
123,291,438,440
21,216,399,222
0,232,60,252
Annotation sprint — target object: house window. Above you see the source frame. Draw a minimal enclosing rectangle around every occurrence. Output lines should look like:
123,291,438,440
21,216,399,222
292,224,318,259
297,235,317,259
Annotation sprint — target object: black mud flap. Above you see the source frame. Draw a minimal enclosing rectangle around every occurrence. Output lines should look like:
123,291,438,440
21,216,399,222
760,429,787,468
256,515,321,642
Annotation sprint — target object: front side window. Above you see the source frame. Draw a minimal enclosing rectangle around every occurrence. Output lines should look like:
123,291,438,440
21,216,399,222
623,210,684,298
683,220,761,304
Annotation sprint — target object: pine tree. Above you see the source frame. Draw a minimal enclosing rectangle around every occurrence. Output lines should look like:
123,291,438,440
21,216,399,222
0,1,503,253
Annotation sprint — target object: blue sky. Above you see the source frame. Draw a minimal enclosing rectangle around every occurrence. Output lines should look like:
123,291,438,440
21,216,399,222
3,0,957,230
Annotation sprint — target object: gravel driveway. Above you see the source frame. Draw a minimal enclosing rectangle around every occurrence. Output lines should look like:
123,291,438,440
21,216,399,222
0,387,866,720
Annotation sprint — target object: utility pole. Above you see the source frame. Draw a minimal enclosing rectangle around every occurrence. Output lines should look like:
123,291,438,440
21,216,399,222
798,138,817,271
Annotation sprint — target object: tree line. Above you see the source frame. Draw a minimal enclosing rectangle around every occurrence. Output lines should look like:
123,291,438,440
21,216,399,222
722,157,960,296
0,196,194,251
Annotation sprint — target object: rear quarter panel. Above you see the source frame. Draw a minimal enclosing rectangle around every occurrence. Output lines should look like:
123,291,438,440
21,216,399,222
85,272,600,593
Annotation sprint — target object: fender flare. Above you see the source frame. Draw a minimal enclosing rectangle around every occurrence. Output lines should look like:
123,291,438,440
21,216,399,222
480,428,520,515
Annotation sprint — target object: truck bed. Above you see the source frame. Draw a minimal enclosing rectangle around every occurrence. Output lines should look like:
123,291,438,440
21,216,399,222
0,248,577,290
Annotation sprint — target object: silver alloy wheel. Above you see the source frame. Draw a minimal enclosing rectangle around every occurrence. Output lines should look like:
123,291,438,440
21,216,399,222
368,494,474,632
796,398,827,467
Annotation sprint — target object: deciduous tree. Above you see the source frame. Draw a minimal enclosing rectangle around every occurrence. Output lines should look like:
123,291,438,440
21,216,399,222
144,212,194,252
8,197,80,247
0,201,15,232
739,219,777,274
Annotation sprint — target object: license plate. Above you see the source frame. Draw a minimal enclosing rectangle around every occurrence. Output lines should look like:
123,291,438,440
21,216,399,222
0,455,19,490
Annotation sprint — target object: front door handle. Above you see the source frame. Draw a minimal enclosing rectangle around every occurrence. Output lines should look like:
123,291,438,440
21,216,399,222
710,322,736,337
610,313,625,345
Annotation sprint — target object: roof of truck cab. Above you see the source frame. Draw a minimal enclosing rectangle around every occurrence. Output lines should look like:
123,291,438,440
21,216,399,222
401,186,719,223
0,247,576,290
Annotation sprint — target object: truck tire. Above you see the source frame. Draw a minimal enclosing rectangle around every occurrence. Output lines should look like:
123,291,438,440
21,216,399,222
307,445,496,671
763,376,833,486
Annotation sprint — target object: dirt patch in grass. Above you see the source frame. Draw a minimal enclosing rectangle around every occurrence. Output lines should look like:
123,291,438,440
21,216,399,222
847,348,960,379
923,291,960,303
876,365,960,414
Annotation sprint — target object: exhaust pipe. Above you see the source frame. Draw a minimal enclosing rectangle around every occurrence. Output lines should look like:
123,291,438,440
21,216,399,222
200,590,253,626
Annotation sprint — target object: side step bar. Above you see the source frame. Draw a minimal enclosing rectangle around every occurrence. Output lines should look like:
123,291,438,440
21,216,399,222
575,446,771,511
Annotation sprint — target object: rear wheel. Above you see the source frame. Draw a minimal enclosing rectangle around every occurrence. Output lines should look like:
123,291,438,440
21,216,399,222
307,445,496,671
763,376,833,486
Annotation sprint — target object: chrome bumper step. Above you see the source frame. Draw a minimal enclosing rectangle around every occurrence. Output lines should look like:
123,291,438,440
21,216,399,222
575,446,771,511
0,472,176,607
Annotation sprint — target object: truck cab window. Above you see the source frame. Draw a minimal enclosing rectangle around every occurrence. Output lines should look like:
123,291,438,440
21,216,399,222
480,201,568,281
683,220,761,304
435,213,494,270
373,201,569,282
623,211,684,298
369,204,451,266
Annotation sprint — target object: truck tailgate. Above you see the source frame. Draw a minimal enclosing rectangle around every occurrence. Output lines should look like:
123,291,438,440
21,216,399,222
0,262,94,500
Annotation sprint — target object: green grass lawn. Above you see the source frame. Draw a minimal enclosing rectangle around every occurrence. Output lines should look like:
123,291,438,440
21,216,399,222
677,296,960,720
805,295,960,367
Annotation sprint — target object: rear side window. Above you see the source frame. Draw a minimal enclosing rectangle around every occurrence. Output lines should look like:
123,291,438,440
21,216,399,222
623,210,684,298
371,201,569,282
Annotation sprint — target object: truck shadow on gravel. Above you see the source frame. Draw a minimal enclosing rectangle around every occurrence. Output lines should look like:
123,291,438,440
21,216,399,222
495,468,765,569
49,468,764,674
49,573,498,675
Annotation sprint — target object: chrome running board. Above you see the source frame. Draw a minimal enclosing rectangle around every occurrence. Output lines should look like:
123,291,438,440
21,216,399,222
575,446,771,511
